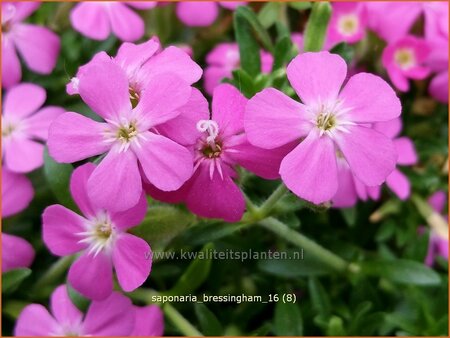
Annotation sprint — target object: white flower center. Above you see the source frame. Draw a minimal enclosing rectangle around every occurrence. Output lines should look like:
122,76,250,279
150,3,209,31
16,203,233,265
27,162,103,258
394,48,416,70
77,211,117,257
308,100,354,138
103,117,147,153
337,14,359,36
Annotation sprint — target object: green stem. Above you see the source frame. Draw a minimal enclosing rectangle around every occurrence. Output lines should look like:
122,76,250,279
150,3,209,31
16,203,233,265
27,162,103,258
259,217,358,273
257,184,288,218
164,303,203,336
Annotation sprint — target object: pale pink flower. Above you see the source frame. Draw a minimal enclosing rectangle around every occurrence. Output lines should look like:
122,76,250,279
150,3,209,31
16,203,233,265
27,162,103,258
43,163,151,300
2,166,34,217
176,1,245,27
424,191,448,266
2,233,34,273
245,52,401,204
204,42,273,95
49,58,194,212
1,2,60,88
2,83,65,173
15,285,135,336
146,85,292,222
131,305,164,336
327,2,367,47
70,1,157,42
382,36,431,92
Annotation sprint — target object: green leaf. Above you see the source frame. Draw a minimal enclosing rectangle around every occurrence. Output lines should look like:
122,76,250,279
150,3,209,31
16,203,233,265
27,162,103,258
43,148,76,210
340,207,357,227
303,2,332,52
231,69,258,98
326,316,346,336
131,205,196,251
195,303,223,336
257,2,281,29
258,249,333,277
274,301,303,335
308,277,331,317
2,268,31,294
67,284,90,312
165,243,214,296
289,2,312,11
2,300,29,319
360,259,441,286
330,42,355,64
273,36,294,71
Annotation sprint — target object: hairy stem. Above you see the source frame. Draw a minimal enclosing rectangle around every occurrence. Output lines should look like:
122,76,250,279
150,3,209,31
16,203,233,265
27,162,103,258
164,302,203,336
256,184,289,218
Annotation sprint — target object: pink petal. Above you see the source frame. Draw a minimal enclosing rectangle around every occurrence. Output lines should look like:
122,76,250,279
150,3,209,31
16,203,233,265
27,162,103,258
47,112,110,163
156,88,210,146
186,163,245,222
87,148,142,212
386,169,410,200
70,163,97,218
110,192,147,230
42,205,87,256
245,88,310,149
287,51,347,105
13,23,60,74
70,3,110,40
176,2,219,27
335,125,397,186
386,64,410,92
394,137,418,165
126,2,158,10
140,46,203,86
143,180,190,204
1,36,21,88
108,3,144,42
131,305,164,336
373,117,402,139
2,233,35,272
429,71,448,103
3,83,45,118
83,292,135,336
211,84,247,136
134,132,193,192
4,137,44,173
332,159,358,208
203,65,232,96
1,167,34,218
206,42,239,67
14,305,58,336
50,285,83,328
68,252,113,300
112,233,151,292
280,131,338,204
428,191,447,213
78,59,132,121
25,106,65,141
339,72,402,123
9,2,40,22
134,73,191,129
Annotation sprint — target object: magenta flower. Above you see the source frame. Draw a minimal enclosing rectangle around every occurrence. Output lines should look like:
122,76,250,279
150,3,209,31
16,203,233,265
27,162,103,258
327,2,367,46
146,85,291,222
132,305,164,336
424,3,449,103
424,191,448,266
15,285,135,336
176,1,245,27
382,36,431,92
42,163,151,300
1,2,60,88
67,37,202,98
204,42,273,95
2,83,65,173
48,58,194,212
2,233,34,273
365,2,422,43
245,52,401,204
70,1,156,42
2,166,34,217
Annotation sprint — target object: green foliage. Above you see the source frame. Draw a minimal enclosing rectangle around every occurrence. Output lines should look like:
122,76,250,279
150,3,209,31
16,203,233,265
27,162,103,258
303,2,332,51
2,269,32,294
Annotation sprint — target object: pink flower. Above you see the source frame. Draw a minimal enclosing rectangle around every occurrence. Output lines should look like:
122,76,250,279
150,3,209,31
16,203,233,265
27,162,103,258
2,166,34,217
365,2,422,43
15,285,135,336
70,1,156,42
146,85,291,222
67,37,202,97
245,51,401,204
424,191,448,266
382,36,431,92
132,305,164,336
327,2,367,46
176,1,245,27
204,42,273,95
2,233,35,273
2,83,65,173
1,2,60,88
42,163,151,300
424,3,449,103
48,58,194,212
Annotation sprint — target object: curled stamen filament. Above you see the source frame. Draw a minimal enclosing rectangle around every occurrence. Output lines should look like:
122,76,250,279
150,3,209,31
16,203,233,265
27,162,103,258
197,120,219,146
